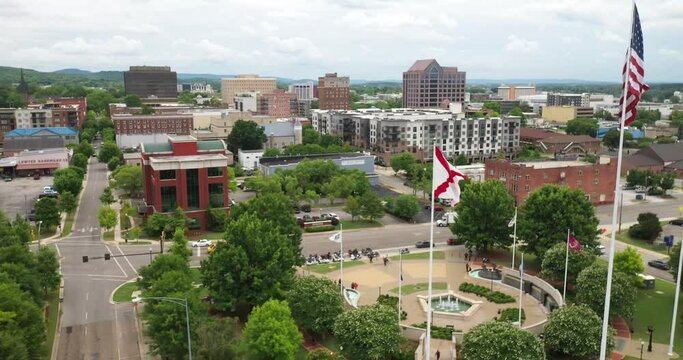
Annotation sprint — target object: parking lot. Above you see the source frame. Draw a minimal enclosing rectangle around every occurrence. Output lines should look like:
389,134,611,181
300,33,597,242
0,175,54,220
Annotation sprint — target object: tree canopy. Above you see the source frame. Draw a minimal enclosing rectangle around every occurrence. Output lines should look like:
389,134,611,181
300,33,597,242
334,304,401,360
53,166,85,196
544,304,614,359
575,262,637,319
461,320,545,360
390,152,415,174
566,118,599,137
34,197,60,230
541,243,596,283
451,180,515,251
286,276,343,335
112,165,143,197
226,119,267,154
628,212,662,243
519,185,599,259
241,299,303,360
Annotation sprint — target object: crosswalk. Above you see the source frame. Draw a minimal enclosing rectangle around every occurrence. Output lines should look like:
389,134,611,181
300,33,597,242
78,227,100,233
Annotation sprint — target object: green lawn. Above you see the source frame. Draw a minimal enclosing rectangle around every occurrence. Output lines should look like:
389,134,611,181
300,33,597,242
45,290,60,359
630,279,683,354
194,231,225,240
190,268,202,284
390,251,444,261
338,219,383,230
113,282,138,303
616,229,670,255
61,212,74,237
305,260,365,274
32,225,57,240
389,282,448,295
103,230,115,241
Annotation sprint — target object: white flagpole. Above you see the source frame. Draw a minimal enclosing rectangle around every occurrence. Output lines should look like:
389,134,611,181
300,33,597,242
600,5,635,358
563,229,570,301
398,251,403,325
518,253,524,327
425,145,437,360
512,207,518,269
340,222,344,295
668,236,683,356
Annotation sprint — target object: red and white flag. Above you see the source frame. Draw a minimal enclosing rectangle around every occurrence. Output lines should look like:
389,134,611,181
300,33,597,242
618,4,649,127
432,147,467,204
568,235,582,252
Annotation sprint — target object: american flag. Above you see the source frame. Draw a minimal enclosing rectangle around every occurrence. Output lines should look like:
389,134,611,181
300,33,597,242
618,4,649,127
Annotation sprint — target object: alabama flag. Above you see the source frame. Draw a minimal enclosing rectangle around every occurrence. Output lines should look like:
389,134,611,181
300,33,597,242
432,146,467,204
568,234,582,251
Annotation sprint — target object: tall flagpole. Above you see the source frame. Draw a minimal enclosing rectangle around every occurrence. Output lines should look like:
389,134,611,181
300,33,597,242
512,207,518,269
425,144,437,360
340,222,344,294
518,253,524,327
668,236,683,356
398,251,403,325
563,229,570,301
600,4,635,358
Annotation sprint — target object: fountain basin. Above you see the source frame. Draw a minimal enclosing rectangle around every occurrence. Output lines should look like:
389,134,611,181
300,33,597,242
417,291,482,318
469,269,503,282
344,288,360,308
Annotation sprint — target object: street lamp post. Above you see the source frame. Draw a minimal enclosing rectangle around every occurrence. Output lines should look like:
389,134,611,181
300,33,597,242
647,326,654,352
134,296,192,360
640,340,644,360
37,221,43,249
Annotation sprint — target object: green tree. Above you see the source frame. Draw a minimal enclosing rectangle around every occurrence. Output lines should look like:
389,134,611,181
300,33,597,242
97,206,117,231
99,186,115,205
0,282,46,359
461,320,545,360
201,213,302,312
72,153,89,172
169,228,191,259
229,193,301,242
263,147,281,157
177,91,196,104
334,304,401,360
302,124,320,145
657,172,676,193
140,104,155,115
626,169,652,187
390,152,415,175
628,212,662,243
344,196,362,221
138,254,191,291
359,191,385,221
566,118,599,137
195,317,240,360
107,157,119,171
34,197,60,230
58,191,78,214
576,262,637,319
614,246,645,277
123,94,142,107
53,166,84,195
286,276,343,335
451,180,515,251
75,141,94,158
86,89,116,113
241,299,303,360
226,119,267,154
541,243,596,283
34,247,60,297
112,165,143,196
602,128,633,149
453,154,469,165
307,348,344,360
519,185,599,259
98,142,122,163
544,305,614,359
391,195,420,220
482,101,501,113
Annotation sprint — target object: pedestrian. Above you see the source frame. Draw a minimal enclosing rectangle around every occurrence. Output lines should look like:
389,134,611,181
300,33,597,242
338,279,342,287
436,349,441,360
383,255,388,266
464,252,469,261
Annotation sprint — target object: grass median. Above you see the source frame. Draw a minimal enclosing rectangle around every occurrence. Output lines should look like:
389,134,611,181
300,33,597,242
390,282,448,295
630,278,683,354
113,282,138,303
616,229,670,255
390,251,445,261
305,260,365,274
45,290,60,359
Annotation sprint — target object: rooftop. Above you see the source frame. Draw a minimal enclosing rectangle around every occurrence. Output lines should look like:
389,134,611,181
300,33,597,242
149,153,229,164
263,122,296,137
6,127,78,137
540,134,600,144
515,159,608,169
260,152,370,166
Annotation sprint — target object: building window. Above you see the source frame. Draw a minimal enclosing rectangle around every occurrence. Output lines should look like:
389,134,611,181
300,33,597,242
593,178,599,184
595,169,600,176
512,184,518,192
160,170,176,180
525,175,531,181
578,170,583,176
525,184,530,192
208,167,223,177
186,169,200,210
209,183,224,207
188,218,201,230
160,186,177,212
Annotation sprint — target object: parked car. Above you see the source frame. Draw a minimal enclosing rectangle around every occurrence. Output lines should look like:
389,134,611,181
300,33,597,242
300,204,311,213
26,210,36,222
447,237,460,246
321,213,339,220
3,177,12,182
669,219,683,226
43,189,59,196
191,239,212,247
648,259,671,270
33,173,41,180
595,245,606,255
415,241,434,248
436,219,449,227
43,186,54,192
38,192,59,199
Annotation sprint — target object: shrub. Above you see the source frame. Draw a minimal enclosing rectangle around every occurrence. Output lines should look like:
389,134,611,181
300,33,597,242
376,294,407,320
410,322,457,340
458,282,515,304
304,225,336,233
498,308,525,324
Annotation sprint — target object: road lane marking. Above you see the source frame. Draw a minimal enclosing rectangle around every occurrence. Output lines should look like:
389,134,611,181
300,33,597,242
104,244,128,278
86,292,89,301
54,244,62,257
115,303,122,360
116,245,139,276
62,235,103,239
85,312,88,320
61,274,127,278
84,325,87,336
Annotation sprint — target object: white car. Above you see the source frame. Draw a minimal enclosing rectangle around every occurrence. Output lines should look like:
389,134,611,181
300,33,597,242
43,186,54,192
436,219,449,227
192,239,212,247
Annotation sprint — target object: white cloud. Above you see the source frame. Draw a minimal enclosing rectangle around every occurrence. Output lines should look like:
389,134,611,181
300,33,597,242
595,30,625,43
52,36,142,55
265,36,321,59
504,35,538,53
121,23,160,34
659,48,683,61
561,36,580,44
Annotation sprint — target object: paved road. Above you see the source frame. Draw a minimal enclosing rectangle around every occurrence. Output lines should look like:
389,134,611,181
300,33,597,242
55,158,140,360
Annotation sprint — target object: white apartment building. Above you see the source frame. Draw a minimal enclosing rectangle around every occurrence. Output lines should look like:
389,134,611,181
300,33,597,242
14,109,52,128
497,85,536,100
234,92,258,112
288,82,315,100
312,108,520,164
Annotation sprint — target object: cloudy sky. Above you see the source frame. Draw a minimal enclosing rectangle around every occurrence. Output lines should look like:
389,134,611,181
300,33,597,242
1,0,682,82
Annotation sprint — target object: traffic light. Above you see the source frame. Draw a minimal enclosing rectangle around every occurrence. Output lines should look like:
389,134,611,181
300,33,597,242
104,253,111,260
82,256,89,263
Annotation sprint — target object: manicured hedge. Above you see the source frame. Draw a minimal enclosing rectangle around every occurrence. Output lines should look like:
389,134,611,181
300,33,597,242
498,308,525,324
377,294,407,320
458,282,515,304
411,322,457,340
304,225,336,233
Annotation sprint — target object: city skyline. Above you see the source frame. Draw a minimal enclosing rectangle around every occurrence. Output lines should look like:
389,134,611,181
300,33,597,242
1,0,683,82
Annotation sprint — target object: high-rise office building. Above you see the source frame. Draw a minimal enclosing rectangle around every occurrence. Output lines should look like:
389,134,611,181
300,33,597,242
403,59,466,108
124,66,178,99
497,85,536,100
220,75,277,105
318,73,350,110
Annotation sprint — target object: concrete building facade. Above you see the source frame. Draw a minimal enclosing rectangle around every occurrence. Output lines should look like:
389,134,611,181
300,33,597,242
288,82,316,100
3,127,79,155
262,121,303,149
220,75,277,105
403,59,466,108
124,66,178,99
497,85,536,100
547,93,591,107
237,149,264,170
141,136,231,231
257,90,298,117
318,73,350,110
542,106,593,123
113,113,193,148
234,92,258,113
259,153,378,185
485,158,617,205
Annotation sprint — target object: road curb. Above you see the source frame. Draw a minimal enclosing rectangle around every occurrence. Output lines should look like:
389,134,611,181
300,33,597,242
110,278,137,305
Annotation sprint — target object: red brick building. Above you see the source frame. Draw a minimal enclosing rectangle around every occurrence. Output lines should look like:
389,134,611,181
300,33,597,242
485,158,617,205
520,128,601,155
141,135,230,231
113,113,193,135
257,90,298,117
49,98,87,127
318,73,350,110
